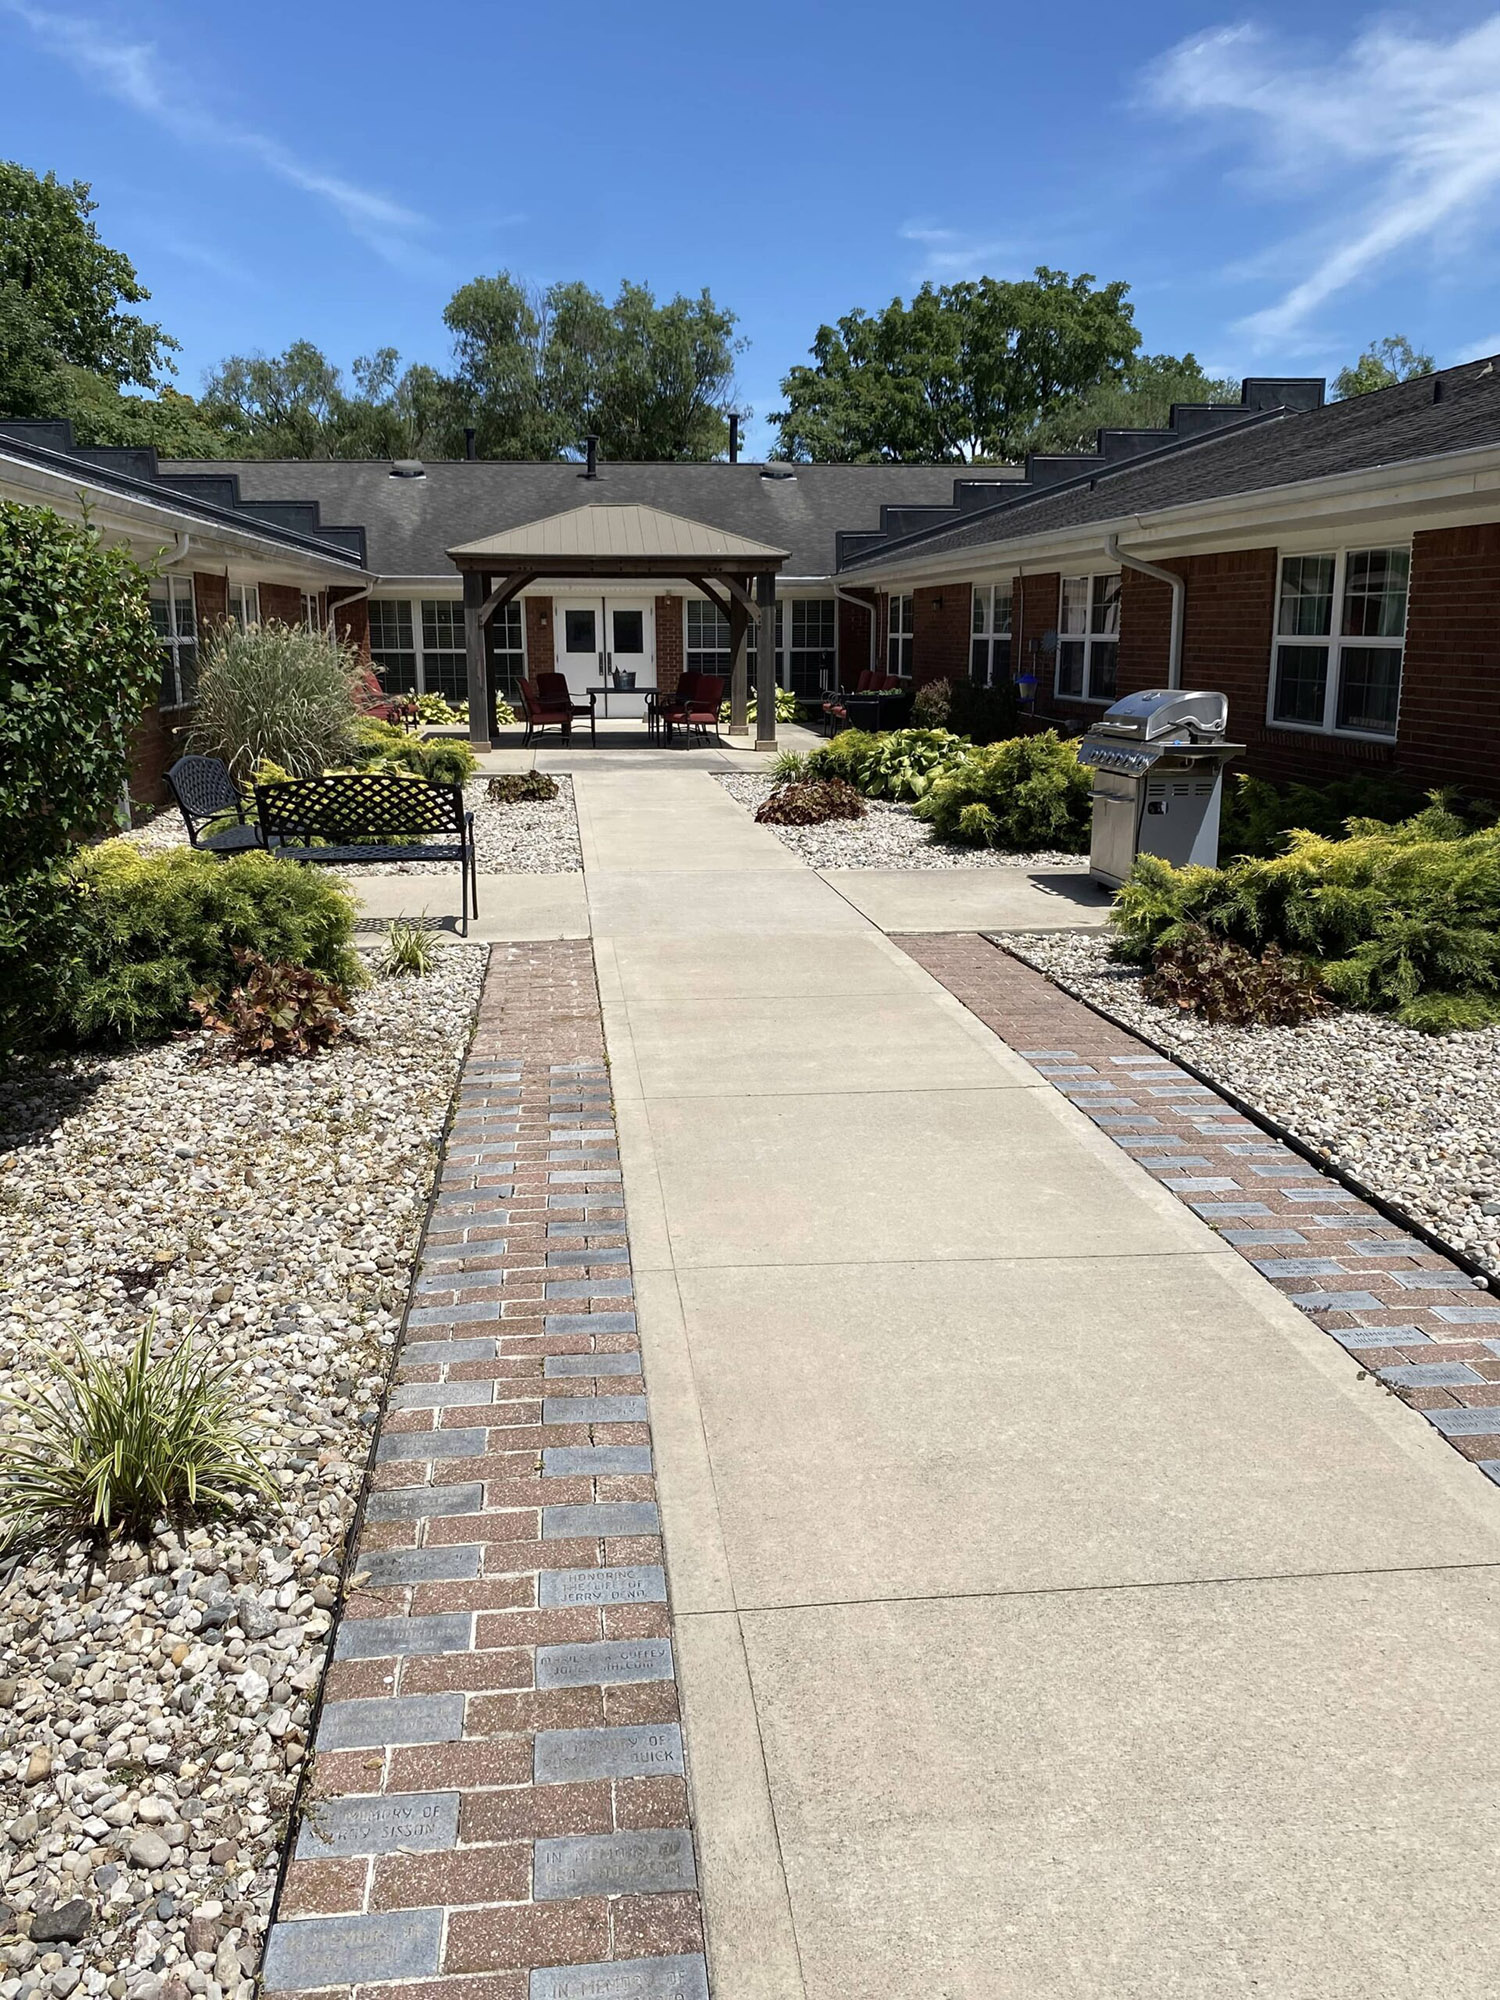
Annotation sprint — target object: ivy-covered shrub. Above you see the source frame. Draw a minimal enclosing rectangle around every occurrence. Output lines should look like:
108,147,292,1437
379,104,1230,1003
809,728,971,801
0,500,160,873
51,846,362,1048
1113,809,1500,1031
915,731,1092,850
755,778,865,825
1141,925,1331,1028
192,621,364,779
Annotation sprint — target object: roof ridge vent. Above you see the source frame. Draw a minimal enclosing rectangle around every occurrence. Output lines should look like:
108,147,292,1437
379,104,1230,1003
389,459,426,479
760,462,797,480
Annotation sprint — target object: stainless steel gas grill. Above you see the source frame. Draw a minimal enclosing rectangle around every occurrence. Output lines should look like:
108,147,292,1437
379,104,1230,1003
1076,689,1241,888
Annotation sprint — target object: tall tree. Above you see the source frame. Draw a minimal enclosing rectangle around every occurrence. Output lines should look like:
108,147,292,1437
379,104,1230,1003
772,270,1141,462
0,161,175,388
1027,352,1240,453
200,341,447,458
1334,335,1435,399
442,273,556,458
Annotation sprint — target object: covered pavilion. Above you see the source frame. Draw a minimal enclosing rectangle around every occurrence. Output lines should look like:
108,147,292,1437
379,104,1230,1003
448,500,789,750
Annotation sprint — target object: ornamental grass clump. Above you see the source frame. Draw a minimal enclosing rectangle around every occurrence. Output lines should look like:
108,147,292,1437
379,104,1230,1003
1113,807,1500,1032
377,918,440,978
191,621,364,779
0,1320,274,1550
915,731,1091,850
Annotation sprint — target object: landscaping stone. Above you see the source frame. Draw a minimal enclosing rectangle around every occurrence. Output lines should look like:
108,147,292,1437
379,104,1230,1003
715,773,1079,870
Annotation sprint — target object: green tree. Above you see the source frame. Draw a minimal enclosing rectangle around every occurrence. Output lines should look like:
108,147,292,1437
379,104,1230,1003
1027,352,1240,453
200,341,447,458
1334,335,1434,399
56,370,228,456
442,273,556,458
772,270,1141,462
0,162,175,389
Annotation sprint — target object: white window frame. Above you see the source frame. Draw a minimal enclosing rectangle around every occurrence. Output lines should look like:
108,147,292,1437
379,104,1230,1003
300,590,323,635
970,582,1014,687
1055,572,1120,705
150,575,197,710
887,592,914,678
1267,546,1409,742
229,583,260,630
369,593,514,700
784,595,836,696
685,597,731,679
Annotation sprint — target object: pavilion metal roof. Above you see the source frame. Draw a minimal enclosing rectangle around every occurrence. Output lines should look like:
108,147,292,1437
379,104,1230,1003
447,500,787,570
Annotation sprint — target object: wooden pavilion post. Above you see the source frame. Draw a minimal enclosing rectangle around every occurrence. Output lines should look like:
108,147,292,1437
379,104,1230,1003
755,568,778,751
463,569,489,750
728,583,751,739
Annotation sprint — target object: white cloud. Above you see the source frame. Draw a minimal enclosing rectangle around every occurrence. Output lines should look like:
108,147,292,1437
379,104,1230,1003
898,221,1013,280
1145,15,1500,342
3,1,429,265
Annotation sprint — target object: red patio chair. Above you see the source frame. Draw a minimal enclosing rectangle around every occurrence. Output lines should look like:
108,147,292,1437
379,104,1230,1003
535,671,597,745
662,672,726,747
518,676,574,746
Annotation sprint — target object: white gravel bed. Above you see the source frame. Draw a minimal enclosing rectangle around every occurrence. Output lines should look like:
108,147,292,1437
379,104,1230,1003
714,774,1080,871
1006,929,1500,1280
0,945,487,1998
125,778,581,875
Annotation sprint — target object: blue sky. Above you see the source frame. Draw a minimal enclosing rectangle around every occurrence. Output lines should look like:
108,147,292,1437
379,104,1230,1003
5,0,1500,455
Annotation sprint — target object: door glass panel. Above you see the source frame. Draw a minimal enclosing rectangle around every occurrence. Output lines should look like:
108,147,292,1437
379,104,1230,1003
564,609,596,653
612,609,644,653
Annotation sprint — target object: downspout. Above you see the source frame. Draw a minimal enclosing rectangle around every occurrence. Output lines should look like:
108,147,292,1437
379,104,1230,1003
1105,533,1183,690
325,576,379,644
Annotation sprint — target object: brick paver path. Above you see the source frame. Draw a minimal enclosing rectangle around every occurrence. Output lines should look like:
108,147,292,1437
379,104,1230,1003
902,933,1500,1481
262,942,707,2000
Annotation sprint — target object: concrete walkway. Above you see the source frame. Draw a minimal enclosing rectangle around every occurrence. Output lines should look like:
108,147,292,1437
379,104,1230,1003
575,765,1500,2000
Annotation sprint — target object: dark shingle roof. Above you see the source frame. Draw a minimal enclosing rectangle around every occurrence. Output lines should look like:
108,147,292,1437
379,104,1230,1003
156,459,1020,581
838,360,1500,572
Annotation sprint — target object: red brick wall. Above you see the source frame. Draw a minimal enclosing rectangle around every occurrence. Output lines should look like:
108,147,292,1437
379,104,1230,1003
913,584,971,689
333,593,371,659
192,571,227,633
655,594,683,700
838,593,874,687
1395,524,1500,795
524,596,554,678
259,582,302,627
128,701,193,813
1015,572,1064,725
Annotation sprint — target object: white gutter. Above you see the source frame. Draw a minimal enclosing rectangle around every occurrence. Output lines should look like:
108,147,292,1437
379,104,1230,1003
1105,533,1184,690
160,531,195,569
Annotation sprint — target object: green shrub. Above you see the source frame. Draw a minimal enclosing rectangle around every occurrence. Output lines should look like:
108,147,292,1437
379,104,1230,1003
351,718,477,786
911,680,952,728
192,621,364,779
946,678,1021,746
719,685,800,725
192,948,356,1060
0,500,160,874
1112,817,1500,1031
488,770,559,804
915,731,1092,850
1141,925,1331,1028
53,845,362,1048
809,728,971,802
755,778,865,826
0,1319,273,1549
1220,770,1437,859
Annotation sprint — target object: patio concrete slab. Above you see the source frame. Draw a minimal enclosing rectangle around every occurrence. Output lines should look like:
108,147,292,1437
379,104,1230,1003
606,932,926,1003
343,868,589,940
586,868,868,939
820,864,1113,933
725,1569,1500,2000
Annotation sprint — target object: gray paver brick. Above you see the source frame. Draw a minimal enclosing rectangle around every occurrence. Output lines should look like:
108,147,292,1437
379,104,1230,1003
1248,1162,1325,1179
1425,1407,1500,1435
388,1380,493,1410
1377,1363,1484,1386
1251,1258,1348,1278
1156,1176,1239,1193
542,1502,660,1539
364,1482,484,1522
547,1246,630,1265
1189,1202,1273,1218
542,1395,648,1424
544,1351,642,1377
333,1612,472,1660
546,1312,638,1336
1288,1291,1384,1312
262,1909,443,1990
407,1301,504,1328
533,1827,696,1900
295,1789,459,1859
540,1564,666,1608
396,1338,497,1366
534,1722,684,1785
536,1638,674,1687
376,1427,490,1461
358,1544,484,1586
530,1957,711,1998
1221,1230,1308,1246
546,1277,634,1298
1282,1188,1359,1204
1329,1325,1430,1349
543,1447,654,1477
1432,1304,1500,1323
316,1694,464,1750
1389,1271,1474,1291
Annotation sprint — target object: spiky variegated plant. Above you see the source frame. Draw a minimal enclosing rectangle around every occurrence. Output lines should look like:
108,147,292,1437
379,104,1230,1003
0,1320,274,1548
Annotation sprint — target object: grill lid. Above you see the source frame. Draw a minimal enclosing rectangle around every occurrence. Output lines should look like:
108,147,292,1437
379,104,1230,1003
1089,688,1229,744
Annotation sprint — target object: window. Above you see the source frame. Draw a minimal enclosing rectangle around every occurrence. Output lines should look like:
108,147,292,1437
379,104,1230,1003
970,583,1013,686
485,602,525,702
1056,573,1119,703
301,590,322,634
686,598,731,677
369,599,417,694
150,576,197,708
786,598,836,695
229,583,259,630
420,599,467,702
887,593,914,678
1270,548,1408,738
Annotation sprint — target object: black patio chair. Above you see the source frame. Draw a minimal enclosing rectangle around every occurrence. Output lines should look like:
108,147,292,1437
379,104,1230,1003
164,755,264,854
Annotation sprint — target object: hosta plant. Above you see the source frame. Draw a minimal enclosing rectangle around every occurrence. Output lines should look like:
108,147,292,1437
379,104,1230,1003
810,728,971,801
755,778,865,826
0,1320,274,1549
192,948,355,1060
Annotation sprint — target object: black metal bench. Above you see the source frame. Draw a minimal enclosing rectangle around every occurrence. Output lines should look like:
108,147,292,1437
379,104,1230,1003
254,774,479,935
164,755,264,853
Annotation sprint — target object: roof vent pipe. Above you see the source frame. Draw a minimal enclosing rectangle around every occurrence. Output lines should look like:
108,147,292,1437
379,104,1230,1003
464,426,476,460
1105,533,1184,690
582,434,599,480
728,413,740,464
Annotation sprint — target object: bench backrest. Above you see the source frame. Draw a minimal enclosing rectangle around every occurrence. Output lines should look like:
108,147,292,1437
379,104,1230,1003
255,773,465,843
166,754,241,827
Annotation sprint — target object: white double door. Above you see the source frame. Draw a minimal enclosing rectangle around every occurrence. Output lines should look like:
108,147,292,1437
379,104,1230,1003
553,596,656,702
